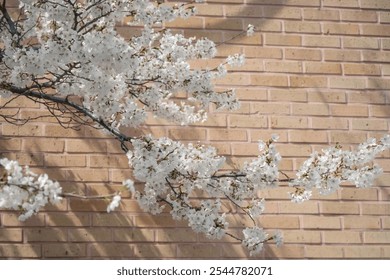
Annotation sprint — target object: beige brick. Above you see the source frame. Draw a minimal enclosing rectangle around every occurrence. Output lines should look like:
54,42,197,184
0,244,42,258
292,103,329,116
225,5,262,17
330,104,369,117
22,138,65,153
362,25,390,37
44,125,84,138
0,138,21,151
157,228,198,243
135,215,184,228
305,245,344,258
66,169,109,182
341,10,378,22
0,96,40,108
92,213,134,227
363,50,390,63
278,144,313,157
114,228,155,242
229,115,268,128
251,103,290,115
323,0,360,8
286,48,322,61
302,216,341,229
303,9,340,21
364,232,390,243
323,23,360,35
251,74,289,87
68,228,112,242
311,117,349,130
303,36,341,48
247,0,320,5
231,142,260,156
0,229,23,242
282,230,322,244
321,202,360,215
361,0,390,9
269,89,307,102
134,244,176,258
2,213,45,227
382,217,390,229
90,243,134,258
244,47,283,59
263,7,302,20
265,34,302,46
343,216,381,229
384,247,390,258
343,37,380,49
330,131,368,144
242,19,282,32
66,139,107,153
349,91,386,104
305,62,342,74
367,78,390,89
324,50,361,62
249,130,289,143
215,73,251,85
44,155,86,167
380,12,390,23
209,129,247,141
382,64,390,74
271,116,308,129
264,244,305,259
258,215,300,229
194,4,223,17
352,119,388,131
24,228,67,242
279,201,319,214
205,18,242,30
289,130,328,143
43,244,86,258
308,91,346,103
361,203,390,215
265,61,303,73
344,64,381,76
329,77,366,89
290,76,328,88
165,17,203,29
344,246,382,258
341,187,379,200
285,21,321,34
235,88,268,101
168,128,206,141
45,213,91,227
371,105,390,117
324,231,363,244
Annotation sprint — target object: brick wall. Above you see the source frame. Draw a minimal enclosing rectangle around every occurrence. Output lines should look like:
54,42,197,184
0,0,389,259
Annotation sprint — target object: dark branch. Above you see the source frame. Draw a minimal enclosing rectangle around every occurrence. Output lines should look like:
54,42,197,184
1,83,135,152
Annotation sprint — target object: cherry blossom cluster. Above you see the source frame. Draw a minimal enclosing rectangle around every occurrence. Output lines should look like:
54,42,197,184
289,135,390,203
0,158,62,221
126,134,284,251
1,0,237,129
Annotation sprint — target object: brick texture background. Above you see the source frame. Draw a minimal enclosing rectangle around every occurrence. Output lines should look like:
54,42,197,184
0,0,389,259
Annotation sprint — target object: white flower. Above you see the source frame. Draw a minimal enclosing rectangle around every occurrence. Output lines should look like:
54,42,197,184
123,179,135,194
273,231,283,247
289,188,312,203
107,194,121,213
246,24,255,36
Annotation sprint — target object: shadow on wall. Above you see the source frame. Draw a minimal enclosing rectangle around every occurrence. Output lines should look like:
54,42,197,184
5,0,390,259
